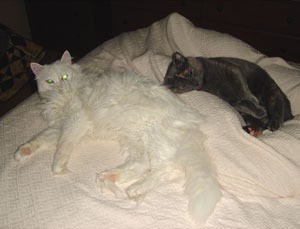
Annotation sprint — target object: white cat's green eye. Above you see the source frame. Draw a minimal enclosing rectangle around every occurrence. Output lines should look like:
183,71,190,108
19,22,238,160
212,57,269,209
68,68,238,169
61,74,68,80
45,79,55,84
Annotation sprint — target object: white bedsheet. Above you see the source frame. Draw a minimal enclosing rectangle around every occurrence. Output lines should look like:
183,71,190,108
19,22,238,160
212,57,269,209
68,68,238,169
1,13,300,228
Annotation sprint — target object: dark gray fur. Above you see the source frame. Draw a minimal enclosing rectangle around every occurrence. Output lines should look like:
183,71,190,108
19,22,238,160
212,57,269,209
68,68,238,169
163,52,293,132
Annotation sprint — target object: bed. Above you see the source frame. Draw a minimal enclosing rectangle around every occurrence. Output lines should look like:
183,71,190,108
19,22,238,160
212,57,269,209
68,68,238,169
1,13,300,228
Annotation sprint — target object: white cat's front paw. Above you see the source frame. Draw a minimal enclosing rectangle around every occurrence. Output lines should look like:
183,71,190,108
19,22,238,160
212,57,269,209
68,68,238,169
15,143,34,161
52,160,70,175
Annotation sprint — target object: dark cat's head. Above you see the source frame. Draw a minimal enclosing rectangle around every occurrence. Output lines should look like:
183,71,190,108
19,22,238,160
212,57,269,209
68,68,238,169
163,52,204,94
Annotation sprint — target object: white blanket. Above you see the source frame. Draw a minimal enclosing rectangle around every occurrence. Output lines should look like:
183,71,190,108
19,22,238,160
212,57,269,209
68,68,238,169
1,13,300,228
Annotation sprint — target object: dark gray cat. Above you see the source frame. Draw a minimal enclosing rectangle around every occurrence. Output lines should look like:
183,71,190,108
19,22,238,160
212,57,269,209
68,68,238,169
163,52,293,136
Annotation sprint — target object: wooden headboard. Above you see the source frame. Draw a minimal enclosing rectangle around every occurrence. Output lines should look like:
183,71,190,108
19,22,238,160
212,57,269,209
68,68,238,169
111,0,300,63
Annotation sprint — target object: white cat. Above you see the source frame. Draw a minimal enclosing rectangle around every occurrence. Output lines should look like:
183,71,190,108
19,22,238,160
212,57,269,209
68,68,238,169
14,51,221,224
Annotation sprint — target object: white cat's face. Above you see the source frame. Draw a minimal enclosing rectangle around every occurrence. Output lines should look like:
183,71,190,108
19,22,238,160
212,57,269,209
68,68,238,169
31,51,77,95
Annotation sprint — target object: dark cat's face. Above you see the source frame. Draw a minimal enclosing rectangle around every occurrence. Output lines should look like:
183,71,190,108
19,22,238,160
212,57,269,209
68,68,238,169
163,52,204,94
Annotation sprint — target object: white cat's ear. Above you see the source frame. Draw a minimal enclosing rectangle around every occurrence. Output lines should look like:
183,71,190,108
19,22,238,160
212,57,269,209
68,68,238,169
30,62,44,78
61,50,72,64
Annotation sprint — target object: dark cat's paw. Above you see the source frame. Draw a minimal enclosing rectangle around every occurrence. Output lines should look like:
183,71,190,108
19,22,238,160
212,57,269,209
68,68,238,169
267,120,281,131
243,126,263,137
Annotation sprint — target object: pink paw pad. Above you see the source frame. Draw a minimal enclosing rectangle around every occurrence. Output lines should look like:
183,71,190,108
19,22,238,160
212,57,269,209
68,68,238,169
101,174,117,182
247,127,263,137
20,147,32,155
109,174,118,182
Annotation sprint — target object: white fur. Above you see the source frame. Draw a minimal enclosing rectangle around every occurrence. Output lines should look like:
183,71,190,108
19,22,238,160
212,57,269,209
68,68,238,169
15,51,221,224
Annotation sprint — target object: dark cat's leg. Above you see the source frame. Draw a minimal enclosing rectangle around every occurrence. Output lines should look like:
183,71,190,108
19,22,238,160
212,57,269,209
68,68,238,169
283,97,294,121
234,99,267,119
265,94,285,131
223,67,267,119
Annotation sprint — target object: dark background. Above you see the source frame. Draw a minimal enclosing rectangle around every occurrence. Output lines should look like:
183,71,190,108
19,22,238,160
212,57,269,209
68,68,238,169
23,0,300,62
1,0,300,116
24,0,112,59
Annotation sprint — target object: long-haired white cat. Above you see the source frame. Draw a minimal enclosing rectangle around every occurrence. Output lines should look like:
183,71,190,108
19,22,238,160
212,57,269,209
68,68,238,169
14,51,221,224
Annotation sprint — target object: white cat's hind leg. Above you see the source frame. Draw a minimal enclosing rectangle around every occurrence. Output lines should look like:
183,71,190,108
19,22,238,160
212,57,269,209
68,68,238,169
125,164,175,201
98,158,150,195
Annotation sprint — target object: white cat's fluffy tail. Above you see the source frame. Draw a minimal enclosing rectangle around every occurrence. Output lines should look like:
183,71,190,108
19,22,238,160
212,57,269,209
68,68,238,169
176,130,221,224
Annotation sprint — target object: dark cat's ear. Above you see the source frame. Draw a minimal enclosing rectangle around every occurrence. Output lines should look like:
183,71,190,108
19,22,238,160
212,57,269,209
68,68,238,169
30,63,44,78
172,52,186,67
61,50,72,65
